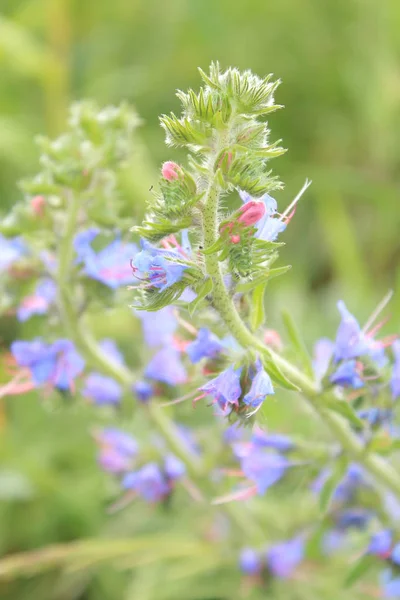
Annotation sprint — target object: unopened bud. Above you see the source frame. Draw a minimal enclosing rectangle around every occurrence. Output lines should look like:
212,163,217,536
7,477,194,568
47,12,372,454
264,329,283,351
237,201,266,227
31,195,46,216
161,161,181,181
230,234,241,244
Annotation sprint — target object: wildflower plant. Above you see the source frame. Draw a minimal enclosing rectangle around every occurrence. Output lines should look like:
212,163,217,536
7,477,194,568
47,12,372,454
1,63,400,598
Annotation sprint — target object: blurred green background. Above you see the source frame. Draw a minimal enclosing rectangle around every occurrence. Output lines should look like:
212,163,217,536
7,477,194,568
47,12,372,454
0,1,399,598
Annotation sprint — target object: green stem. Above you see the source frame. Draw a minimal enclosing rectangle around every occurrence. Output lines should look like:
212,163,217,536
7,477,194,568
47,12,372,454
202,176,400,501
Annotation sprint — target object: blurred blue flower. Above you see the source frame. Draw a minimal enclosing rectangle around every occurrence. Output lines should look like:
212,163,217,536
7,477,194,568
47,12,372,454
97,428,138,473
251,428,293,452
243,359,274,407
381,568,400,598
391,341,400,399
239,548,262,576
334,301,369,362
186,328,223,364
368,530,392,557
133,380,154,402
83,373,122,405
267,537,304,578
0,234,25,270
99,338,125,365
330,360,364,388
75,230,137,288
240,448,289,495
312,338,334,382
122,463,170,502
17,279,57,322
11,338,84,390
164,454,186,480
145,347,187,386
199,365,242,411
136,306,177,347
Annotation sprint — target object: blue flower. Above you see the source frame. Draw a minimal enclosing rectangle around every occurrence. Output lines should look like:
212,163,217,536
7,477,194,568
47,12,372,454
312,338,334,382
199,365,242,411
75,230,137,288
131,239,187,292
96,428,138,473
330,360,364,388
239,548,262,576
336,509,371,530
358,408,392,427
133,380,154,402
11,339,85,390
243,360,274,407
99,339,125,365
251,428,293,452
135,306,177,347
0,234,25,271
334,301,369,362
267,537,304,579
240,448,289,495
164,454,186,480
145,347,187,386
381,568,400,598
186,328,223,363
239,190,286,241
368,530,392,557
391,341,400,399
82,373,122,405
17,279,57,322
122,463,170,502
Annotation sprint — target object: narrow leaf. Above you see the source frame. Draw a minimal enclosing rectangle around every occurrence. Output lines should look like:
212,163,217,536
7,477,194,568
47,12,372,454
281,310,314,379
344,554,377,588
319,458,348,513
250,284,266,332
187,278,213,316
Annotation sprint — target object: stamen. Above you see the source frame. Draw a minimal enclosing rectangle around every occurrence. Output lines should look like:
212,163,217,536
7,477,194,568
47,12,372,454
362,289,393,334
211,485,257,505
280,179,312,220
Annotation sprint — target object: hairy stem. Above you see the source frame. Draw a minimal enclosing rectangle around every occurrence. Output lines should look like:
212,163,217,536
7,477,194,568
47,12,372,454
202,176,400,500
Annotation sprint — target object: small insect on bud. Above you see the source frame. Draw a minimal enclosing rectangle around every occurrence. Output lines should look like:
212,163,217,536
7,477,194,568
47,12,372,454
161,161,181,181
237,201,266,227
31,195,46,216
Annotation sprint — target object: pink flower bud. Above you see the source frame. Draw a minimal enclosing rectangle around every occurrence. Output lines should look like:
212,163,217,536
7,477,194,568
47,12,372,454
237,201,266,226
31,195,46,216
230,234,241,244
264,329,283,351
161,161,181,181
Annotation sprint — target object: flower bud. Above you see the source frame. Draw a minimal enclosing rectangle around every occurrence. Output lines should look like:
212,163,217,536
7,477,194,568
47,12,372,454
237,200,266,226
161,161,181,181
31,195,46,216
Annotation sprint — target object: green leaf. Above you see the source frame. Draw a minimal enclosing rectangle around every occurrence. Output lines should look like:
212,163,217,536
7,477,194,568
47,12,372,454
281,310,314,379
343,554,377,588
132,217,192,242
187,278,213,316
319,457,348,513
324,399,364,429
250,284,266,332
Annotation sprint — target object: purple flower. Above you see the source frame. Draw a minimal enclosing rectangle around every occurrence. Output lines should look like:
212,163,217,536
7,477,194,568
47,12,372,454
198,365,242,411
267,537,304,579
243,360,274,408
186,328,223,364
240,448,289,495
330,360,364,388
334,301,369,362
312,338,334,382
239,548,262,576
391,341,400,399
82,373,122,405
336,509,371,530
17,279,57,322
131,239,187,292
358,408,392,427
133,380,154,402
97,428,138,473
136,307,177,347
75,231,137,288
164,454,186,480
145,347,187,386
11,339,84,390
122,463,170,502
99,339,125,365
0,234,25,270
368,530,392,558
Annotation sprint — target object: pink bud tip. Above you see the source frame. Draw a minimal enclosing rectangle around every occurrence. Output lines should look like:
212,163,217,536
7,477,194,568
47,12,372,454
161,161,181,181
31,195,46,216
230,235,241,244
237,201,266,226
264,329,283,351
